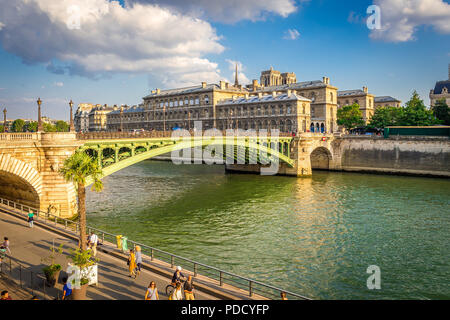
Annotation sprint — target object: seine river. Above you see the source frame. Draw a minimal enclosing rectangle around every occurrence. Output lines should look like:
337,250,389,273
86,160,450,299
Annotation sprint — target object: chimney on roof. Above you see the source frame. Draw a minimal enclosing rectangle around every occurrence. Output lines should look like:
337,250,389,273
201,82,207,88
156,88,160,94
220,81,226,90
272,91,277,98
258,92,263,99
323,77,330,85
363,86,368,93
245,93,249,99
252,79,259,90
287,89,292,96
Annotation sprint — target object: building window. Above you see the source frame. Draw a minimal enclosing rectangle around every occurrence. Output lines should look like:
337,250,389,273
190,98,194,105
195,97,199,105
204,95,209,104
185,98,189,105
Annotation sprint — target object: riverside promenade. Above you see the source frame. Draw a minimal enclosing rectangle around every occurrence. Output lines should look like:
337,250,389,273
0,201,275,300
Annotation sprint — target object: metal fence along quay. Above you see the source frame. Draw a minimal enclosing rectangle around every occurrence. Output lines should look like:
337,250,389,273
0,197,311,300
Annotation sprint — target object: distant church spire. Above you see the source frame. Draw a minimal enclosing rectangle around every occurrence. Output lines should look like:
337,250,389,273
234,63,239,86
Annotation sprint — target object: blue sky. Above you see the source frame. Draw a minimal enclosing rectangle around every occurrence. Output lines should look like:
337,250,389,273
0,0,449,120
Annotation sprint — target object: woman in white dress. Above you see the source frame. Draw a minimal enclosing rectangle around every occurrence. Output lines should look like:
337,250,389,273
171,282,183,300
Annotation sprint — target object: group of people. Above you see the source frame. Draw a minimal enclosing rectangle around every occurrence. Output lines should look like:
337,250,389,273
143,266,195,300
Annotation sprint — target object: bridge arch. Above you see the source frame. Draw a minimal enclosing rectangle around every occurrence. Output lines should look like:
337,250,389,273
310,147,332,170
0,154,42,208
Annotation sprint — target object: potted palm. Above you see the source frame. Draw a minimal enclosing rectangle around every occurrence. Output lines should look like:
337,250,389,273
41,243,64,287
68,248,99,300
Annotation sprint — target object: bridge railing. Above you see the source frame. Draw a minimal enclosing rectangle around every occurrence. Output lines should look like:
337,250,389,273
0,196,311,300
77,130,295,140
0,132,39,141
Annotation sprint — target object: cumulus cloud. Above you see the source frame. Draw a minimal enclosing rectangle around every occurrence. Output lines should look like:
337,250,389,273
225,59,250,85
370,0,450,42
283,28,300,40
126,0,298,23
54,82,64,87
0,0,226,87
0,22,5,31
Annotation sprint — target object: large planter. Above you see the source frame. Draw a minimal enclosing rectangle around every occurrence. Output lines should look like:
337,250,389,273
43,266,61,287
72,283,88,300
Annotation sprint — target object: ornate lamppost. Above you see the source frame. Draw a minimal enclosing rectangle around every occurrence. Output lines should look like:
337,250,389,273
163,104,166,135
120,106,124,132
37,98,43,132
69,99,75,132
3,108,7,132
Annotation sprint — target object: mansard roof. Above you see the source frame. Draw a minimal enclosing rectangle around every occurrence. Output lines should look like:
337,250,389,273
256,80,327,92
109,106,145,115
374,96,401,103
433,80,450,95
143,84,218,99
218,93,311,106
337,89,366,97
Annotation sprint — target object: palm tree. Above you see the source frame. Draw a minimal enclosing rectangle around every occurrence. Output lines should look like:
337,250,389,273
60,152,103,250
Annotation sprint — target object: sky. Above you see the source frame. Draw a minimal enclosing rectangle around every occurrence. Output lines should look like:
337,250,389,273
0,0,449,120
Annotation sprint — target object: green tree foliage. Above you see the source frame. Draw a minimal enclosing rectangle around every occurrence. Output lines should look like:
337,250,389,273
25,121,38,132
60,152,103,250
368,106,404,129
432,98,450,125
11,119,26,132
0,125,4,133
399,91,441,126
55,120,69,132
337,103,365,130
43,122,56,132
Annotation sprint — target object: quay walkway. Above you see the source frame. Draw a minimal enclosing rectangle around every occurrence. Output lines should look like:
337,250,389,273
0,198,310,300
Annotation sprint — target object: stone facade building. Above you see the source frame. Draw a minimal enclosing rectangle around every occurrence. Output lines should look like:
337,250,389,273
337,87,375,123
374,96,402,109
107,105,146,131
429,65,450,107
88,104,118,132
74,103,95,132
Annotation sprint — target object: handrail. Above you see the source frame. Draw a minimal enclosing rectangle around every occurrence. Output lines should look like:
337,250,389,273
0,197,311,300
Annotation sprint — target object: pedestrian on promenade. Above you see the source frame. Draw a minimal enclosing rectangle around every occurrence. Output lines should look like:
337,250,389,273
184,275,195,300
280,292,288,300
127,249,137,278
27,211,34,228
170,282,183,300
135,245,142,277
1,290,12,300
61,277,72,300
87,232,98,257
171,266,186,285
2,237,11,255
145,281,159,300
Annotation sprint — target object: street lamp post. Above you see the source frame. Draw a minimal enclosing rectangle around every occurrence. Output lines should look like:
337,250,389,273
2,108,6,132
120,106,124,132
163,105,166,135
37,98,43,132
69,100,75,132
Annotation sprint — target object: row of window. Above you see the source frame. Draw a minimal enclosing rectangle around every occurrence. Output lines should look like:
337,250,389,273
151,95,210,109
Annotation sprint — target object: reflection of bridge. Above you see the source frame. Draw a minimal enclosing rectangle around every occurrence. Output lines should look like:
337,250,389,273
0,131,339,217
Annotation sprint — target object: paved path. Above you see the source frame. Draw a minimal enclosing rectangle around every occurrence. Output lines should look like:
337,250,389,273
0,211,217,300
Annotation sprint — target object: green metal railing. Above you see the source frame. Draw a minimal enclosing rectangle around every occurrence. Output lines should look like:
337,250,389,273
0,197,311,300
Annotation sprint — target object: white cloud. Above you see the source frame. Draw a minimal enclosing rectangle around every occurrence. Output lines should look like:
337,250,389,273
126,0,298,23
0,22,5,30
283,28,300,40
0,0,226,87
370,0,450,42
54,82,64,87
225,59,250,85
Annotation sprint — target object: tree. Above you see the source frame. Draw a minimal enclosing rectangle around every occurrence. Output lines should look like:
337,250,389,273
11,119,26,132
432,98,450,125
60,152,103,250
337,103,365,131
399,91,441,126
43,122,56,132
25,121,38,132
0,125,4,133
368,106,404,129
55,120,69,132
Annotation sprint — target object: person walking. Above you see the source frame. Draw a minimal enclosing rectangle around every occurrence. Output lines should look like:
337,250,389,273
135,246,142,277
144,281,159,300
184,275,195,300
127,249,137,278
61,277,72,300
1,291,12,300
87,232,98,257
27,212,34,228
170,282,183,300
2,237,11,255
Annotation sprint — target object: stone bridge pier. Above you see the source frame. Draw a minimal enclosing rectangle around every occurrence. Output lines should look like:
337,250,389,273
0,132,81,218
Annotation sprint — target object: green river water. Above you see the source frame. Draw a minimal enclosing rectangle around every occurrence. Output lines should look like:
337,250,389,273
86,160,450,299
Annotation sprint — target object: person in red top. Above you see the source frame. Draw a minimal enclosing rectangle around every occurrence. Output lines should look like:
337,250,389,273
1,290,12,300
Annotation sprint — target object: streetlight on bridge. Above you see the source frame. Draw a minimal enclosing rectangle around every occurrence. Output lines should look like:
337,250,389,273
69,99,75,132
37,98,43,132
2,108,6,132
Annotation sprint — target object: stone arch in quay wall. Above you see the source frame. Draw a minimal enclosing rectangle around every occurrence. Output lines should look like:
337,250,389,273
0,154,43,209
